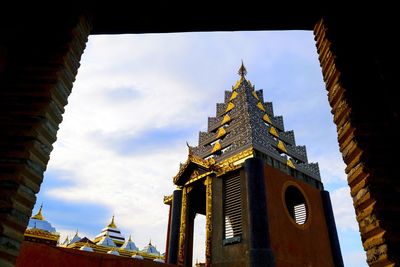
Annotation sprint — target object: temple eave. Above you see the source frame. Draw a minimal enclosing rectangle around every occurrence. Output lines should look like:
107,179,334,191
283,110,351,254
173,155,214,185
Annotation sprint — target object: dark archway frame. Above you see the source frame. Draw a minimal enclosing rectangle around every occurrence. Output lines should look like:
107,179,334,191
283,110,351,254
0,7,397,266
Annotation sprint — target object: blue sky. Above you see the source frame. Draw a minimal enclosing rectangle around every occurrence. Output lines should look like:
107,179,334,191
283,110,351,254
34,31,366,266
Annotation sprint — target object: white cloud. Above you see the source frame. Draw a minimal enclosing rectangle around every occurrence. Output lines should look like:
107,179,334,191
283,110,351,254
343,251,368,267
313,153,347,184
330,187,359,231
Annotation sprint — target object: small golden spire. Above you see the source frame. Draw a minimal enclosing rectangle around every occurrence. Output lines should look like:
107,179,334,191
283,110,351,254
128,235,132,242
108,215,117,228
238,60,247,78
32,203,44,220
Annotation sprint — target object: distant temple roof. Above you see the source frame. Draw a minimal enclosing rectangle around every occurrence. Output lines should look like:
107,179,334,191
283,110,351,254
24,198,162,260
141,240,160,256
94,215,125,246
27,205,57,233
120,235,139,251
70,230,82,244
25,205,60,245
96,232,117,247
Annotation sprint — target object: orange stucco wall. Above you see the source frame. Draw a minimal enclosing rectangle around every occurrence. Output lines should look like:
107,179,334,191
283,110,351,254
15,241,176,267
264,164,335,266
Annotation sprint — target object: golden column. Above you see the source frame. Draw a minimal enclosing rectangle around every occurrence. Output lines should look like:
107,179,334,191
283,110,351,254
205,175,213,267
177,186,188,265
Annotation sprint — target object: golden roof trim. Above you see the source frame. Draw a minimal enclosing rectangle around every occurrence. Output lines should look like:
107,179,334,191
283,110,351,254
277,140,287,153
263,114,272,124
287,158,296,169
252,90,259,100
25,229,59,241
221,114,231,125
269,126,279,138
257,102,266,112
233,77,244,90
163,195,173,205
173,153,214,184
225,102,234,113
215,147,254,176
211,140,222,153
216,127,227,138
184,171,214,186
229,91,238,101
68,241,163,260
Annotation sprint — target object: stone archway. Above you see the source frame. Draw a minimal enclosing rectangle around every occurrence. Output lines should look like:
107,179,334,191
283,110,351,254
0,8,397,267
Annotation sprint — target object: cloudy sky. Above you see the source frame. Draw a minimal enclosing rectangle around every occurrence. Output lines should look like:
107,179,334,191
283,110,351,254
34,30,366,266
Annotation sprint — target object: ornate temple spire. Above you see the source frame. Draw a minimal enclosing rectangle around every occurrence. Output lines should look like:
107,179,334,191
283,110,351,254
238,60,247,78
108,214,117,228
189,65,321,182
32,203,44,220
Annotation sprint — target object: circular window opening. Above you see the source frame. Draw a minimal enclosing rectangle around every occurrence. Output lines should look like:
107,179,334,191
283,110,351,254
284,185,308,225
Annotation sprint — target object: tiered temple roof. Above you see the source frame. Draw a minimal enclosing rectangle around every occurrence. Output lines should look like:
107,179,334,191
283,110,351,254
93,215,125,246
25,212,164,261
188,62,321,188
60,215,163,261
24,205,60,246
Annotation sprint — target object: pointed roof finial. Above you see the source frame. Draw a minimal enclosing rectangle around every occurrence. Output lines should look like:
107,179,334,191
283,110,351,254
238,60,247,78
32,203,44,220
108,214,117,228
149,238,152,245
128,234,132,242
186,141,193,156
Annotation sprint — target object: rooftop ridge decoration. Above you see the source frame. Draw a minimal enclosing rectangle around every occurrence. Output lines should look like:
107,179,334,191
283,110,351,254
108,215,117,228
184,62,321,184
238,60,247,77
31,204,44,221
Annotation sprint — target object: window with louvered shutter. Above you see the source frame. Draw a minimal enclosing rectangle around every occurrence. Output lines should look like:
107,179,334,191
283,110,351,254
223,175,242,243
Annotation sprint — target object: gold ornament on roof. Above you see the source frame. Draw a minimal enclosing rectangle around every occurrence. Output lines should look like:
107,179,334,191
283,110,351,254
186,142,193,156
229,91,238,101
238,60,247,77
257,102,266,112
269,126,279,138
252,90,259,100
108,215,117,228
221,114,231,125
263,114,272,124
225,102,234,113
287,158,296,169
277,140,287,153
211,141,222,153
216,127,226,138
32,204,44,221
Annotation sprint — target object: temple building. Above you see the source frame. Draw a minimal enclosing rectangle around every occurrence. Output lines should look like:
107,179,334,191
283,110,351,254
164,63,343,267
93,215,125,246
23,212,165,262
24,205,60,246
